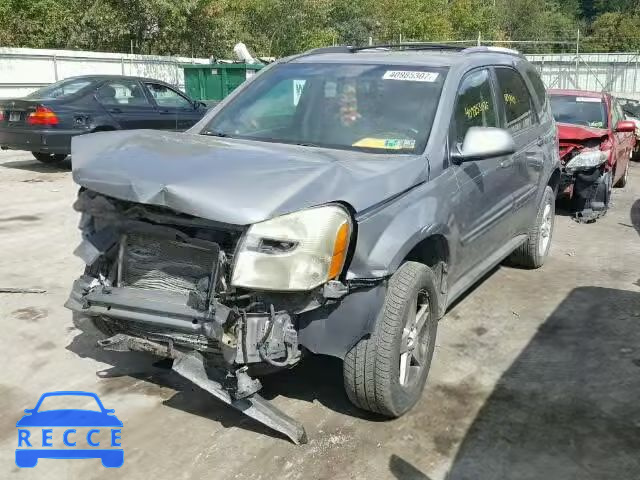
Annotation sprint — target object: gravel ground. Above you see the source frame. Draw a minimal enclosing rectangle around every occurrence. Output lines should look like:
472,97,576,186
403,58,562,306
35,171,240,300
1,149,639,479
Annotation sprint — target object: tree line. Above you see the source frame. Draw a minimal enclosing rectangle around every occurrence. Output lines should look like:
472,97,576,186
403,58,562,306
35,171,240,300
0,0,639,58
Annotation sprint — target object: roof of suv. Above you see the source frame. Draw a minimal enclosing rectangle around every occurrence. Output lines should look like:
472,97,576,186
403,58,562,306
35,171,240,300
289,45,525,68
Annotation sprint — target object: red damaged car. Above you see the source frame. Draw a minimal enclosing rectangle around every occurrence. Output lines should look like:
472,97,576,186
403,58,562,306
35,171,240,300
548,89,636,221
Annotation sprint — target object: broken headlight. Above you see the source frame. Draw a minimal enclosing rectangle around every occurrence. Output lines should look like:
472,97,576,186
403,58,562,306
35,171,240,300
231,205,352,291
565,149,608,171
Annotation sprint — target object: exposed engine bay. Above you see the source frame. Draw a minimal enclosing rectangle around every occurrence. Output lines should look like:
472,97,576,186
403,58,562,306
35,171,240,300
66,189,350,444
558,138,612,223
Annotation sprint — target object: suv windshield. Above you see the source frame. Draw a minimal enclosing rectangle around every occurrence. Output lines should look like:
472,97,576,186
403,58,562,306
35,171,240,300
549,94,608,129
26,78,94,100
202,63,448,153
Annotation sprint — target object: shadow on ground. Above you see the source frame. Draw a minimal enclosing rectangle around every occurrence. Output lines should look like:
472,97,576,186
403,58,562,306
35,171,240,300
443,286,640,480
0,157,71,172
389,287,640,479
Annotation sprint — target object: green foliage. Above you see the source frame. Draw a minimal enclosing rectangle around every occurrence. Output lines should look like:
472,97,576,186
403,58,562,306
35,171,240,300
584,12,640,52
0,0,638,56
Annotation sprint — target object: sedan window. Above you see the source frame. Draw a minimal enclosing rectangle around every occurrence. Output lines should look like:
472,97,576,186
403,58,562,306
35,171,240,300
26,78,93,99
97,80,150,106
145,83,192,108
549,95,607,128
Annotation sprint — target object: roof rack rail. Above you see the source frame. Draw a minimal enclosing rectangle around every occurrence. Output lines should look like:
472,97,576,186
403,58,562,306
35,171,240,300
297,46,355,57
353,42,466,52
295,43,466,59
461,46,525,58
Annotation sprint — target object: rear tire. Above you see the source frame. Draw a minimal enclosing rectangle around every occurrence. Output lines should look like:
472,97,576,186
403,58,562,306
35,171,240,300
508,185,555,269
32,152,66,164
343,261,439,417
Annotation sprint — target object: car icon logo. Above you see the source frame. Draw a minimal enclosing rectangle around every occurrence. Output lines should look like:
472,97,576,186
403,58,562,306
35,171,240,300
16,391,123,468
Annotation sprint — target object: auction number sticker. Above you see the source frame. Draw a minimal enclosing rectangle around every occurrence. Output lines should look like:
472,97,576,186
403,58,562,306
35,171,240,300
382,70,439,82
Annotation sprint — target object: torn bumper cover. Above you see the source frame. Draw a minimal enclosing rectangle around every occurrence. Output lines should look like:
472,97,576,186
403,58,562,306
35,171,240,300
559,147,611,223
65,190,386,443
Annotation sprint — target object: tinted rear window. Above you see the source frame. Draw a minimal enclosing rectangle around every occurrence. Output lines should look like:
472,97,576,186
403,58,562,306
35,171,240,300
26,78,93,99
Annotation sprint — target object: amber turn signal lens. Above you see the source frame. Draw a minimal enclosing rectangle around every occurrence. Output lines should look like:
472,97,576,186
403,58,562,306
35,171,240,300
328,222,350,279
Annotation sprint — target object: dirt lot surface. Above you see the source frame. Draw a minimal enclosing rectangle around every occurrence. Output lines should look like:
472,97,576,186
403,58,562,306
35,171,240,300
1,150,639,480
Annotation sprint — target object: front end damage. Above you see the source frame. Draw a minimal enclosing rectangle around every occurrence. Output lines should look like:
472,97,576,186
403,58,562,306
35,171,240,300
558,136,612,223
65,190,373,444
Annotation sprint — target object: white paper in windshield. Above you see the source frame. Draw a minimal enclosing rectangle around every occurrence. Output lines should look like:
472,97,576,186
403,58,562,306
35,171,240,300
576,97,601,103
383,70,439,82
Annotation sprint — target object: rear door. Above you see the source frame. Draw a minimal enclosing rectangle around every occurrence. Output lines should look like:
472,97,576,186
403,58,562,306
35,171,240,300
143,82,200,131
96,79,160,130
493,66,543,236
449,68,515,277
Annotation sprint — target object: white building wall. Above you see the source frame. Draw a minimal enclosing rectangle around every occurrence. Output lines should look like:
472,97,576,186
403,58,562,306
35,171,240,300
0,47,211,98
528,53,640,100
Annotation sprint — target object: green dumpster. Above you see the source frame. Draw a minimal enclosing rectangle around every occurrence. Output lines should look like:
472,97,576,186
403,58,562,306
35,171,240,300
183,63,264,103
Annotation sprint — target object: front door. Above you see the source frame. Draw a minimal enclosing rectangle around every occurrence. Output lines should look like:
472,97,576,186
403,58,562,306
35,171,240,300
144,82,201,131
96,79,160,130
448,68,516,282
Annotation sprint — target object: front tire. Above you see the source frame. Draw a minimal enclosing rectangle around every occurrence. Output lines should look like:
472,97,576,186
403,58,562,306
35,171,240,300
343,261,439,417
32,152,67,164
508,185,555,268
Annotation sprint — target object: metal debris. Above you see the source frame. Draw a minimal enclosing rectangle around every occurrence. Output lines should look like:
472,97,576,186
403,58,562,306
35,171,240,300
0,287,46,294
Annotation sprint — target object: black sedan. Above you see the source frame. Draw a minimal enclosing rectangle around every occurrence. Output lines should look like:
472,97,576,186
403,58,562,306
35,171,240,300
0,75,208,164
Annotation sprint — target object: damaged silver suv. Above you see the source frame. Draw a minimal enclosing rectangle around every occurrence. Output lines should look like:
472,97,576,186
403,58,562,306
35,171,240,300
67,44,560,444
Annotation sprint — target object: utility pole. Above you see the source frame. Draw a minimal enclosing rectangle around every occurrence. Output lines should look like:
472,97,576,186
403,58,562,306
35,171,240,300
575,29,580,89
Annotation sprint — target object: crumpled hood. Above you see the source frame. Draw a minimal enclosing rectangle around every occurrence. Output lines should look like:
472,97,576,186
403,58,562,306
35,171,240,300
557,123,609,142
72,130,428,225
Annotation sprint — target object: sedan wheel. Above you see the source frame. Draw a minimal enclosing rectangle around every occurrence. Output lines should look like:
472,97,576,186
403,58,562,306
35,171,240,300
538,203,553,257
32,152,67,164
399,289,432,387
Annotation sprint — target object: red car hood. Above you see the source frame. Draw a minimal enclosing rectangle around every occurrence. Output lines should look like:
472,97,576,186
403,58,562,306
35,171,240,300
557,123,609,142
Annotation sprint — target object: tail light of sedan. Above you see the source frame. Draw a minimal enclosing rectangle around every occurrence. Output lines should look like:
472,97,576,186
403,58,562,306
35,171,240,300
27,106,59,126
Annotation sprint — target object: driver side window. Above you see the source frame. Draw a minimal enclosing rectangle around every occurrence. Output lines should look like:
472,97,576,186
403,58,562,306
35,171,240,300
451,69,498,148
229,78,306,134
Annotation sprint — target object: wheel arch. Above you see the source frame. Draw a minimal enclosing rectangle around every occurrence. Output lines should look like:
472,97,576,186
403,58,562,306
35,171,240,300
401,231,450,317
547,167,562,196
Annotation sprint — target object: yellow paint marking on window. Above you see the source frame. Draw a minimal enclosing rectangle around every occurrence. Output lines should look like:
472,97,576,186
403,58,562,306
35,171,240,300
464,100,490,119
504,93,517,105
